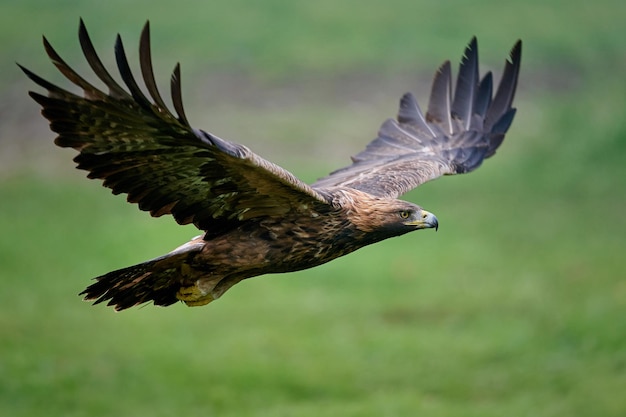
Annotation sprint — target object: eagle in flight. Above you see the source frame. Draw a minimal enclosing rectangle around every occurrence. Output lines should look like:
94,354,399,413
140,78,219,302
21,21,521,311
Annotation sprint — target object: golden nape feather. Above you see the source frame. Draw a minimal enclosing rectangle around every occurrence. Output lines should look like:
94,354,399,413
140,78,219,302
21,20,521,310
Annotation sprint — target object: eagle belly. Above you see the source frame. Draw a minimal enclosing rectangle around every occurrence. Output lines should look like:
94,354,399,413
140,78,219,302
182,211,362,304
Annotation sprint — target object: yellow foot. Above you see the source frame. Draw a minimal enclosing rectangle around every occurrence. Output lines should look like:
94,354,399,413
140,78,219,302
176,282,215,307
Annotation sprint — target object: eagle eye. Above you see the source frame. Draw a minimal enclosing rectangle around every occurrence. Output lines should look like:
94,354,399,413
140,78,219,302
399,210,411,219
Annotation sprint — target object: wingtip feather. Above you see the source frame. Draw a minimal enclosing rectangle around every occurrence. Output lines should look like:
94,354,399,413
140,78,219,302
426,60,453,134
139,20,176,118
451,36,479,129
397,92,436,138
484,38,522,132
171,63,190,126
78,21,131,100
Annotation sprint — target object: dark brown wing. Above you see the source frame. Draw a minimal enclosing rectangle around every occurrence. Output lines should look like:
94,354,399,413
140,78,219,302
312,38,522,199
21,20,330,235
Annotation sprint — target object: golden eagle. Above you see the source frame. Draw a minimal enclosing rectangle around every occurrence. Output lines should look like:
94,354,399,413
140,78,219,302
21,21,521,310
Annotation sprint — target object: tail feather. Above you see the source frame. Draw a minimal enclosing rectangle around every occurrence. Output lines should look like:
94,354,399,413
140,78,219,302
80,256,182,310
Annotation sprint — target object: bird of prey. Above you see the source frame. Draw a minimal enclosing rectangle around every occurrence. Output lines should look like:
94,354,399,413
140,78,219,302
21,21,521,311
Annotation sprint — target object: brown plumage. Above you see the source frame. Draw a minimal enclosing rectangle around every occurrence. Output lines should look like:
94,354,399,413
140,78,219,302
20,20,522,310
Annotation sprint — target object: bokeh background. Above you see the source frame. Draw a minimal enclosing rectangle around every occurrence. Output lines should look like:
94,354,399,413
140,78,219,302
1,1,625,416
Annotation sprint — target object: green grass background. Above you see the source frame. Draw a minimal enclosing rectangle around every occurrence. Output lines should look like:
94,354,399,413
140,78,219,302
1,1,625,416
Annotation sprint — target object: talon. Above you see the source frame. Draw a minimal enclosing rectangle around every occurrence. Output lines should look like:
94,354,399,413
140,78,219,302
176,281,215,307
183,295,214,307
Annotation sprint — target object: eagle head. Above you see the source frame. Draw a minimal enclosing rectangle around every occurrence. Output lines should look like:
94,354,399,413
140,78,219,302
372,200,439,237
339,189,438,240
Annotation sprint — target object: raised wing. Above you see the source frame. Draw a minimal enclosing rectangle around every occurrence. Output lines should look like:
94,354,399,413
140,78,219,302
21,20,330,236
312,38,522,199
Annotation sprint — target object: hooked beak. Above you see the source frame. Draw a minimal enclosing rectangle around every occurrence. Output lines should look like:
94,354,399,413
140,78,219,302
406,210,439,231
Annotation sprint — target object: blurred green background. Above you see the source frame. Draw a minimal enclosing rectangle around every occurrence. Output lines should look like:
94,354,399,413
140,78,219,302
1,1,625,416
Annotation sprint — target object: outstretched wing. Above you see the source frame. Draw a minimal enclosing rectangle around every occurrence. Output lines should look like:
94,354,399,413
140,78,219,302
21,20,330,235
312,38,522,199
